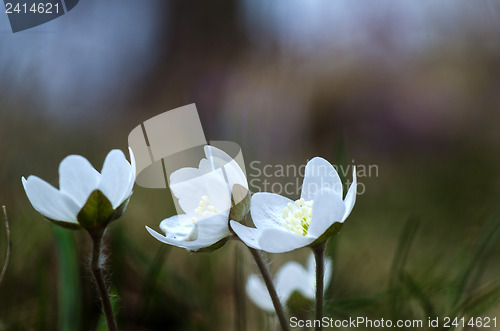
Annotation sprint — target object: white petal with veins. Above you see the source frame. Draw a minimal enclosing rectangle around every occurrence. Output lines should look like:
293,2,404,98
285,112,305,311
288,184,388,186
59,155,101,207
23,176,80,224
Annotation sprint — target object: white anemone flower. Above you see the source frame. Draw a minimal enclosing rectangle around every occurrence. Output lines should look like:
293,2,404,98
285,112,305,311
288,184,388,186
22,149,136,230
231,157,356,253
246,253,333,312
146,145,248,251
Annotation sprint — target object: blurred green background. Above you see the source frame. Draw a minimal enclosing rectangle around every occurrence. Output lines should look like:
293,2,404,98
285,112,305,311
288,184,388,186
1,1,500,330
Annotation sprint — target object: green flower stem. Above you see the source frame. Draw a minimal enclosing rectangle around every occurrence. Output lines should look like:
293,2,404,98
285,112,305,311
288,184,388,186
312,242,327,331
88,230,117,331
248,247,290,331
0,206,11,286
234,245,246,331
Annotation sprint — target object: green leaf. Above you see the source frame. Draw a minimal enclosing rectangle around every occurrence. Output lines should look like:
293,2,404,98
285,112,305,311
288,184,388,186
77,190,130,232
229,184,251,224
53,227,81,331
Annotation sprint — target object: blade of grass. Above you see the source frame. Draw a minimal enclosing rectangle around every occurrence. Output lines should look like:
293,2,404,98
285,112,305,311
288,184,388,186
388,217,419,318
450,278,500,319
325,296,380,317
451,215,500,306
400,271,436,318
389,217,420,289
140,245,171,315
200,253,218,329
0,206,11,286
465,216,500,291
96,287,120,331
35,254,50,329
52,226,81,331
125,238,202,329
125,237,197,303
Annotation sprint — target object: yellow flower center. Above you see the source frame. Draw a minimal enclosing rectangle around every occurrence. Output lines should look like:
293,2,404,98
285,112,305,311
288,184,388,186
282,198,313,236
191,195,218,223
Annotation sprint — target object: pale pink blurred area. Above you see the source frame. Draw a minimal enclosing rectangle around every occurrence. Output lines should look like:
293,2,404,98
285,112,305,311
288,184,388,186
211,0,500,158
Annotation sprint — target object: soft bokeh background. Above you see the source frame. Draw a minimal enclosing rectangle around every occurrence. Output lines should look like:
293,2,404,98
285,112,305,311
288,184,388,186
1,1,500,330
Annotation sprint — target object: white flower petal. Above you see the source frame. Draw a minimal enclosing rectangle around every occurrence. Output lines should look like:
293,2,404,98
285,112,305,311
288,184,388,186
146,226,190,248
301,157,342,201
200,146,248,203
98,149,134,208
169,145,246,216
246,254,334,313
250,193,292,229
199,146,226,173
324,257,333,290
170,168,231,214
204,169,232,213
223,160,249,206
306,254,333,293
146,226,221,250
307,252,316,275
220,157,248,190
258,228,315,253
198,158,216,173
170,166,201,185
194,214,231,240
169,173,208,214
275,262,312,300
126,147,136,196
159,215,195,241
308,188,346,238
342,166,357,222
230,221,263,250
152,145,246,250
225,159,248,189
58,155,100,207
156,213,228,250
203,145,233,168
22,176,80,223
198,146,240,179
246,275,275,312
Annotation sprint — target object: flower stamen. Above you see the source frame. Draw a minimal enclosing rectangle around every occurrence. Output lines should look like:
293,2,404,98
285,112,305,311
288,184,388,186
281,198,313,236
191,195,218,223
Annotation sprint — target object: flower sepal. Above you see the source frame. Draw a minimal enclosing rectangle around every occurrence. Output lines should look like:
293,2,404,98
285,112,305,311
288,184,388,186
229,184,251,224
45,218,82,230
77,189,130,233
308,221,344,247
192,237,229,253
